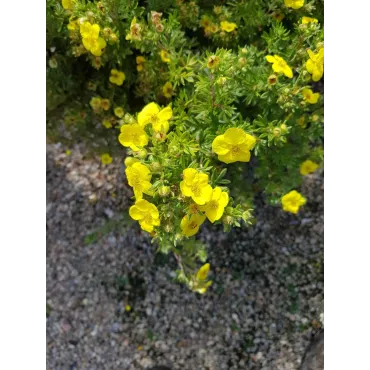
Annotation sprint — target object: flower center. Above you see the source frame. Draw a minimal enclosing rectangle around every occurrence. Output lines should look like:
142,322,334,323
191,184,201,196
188,221,198,229
130,132,139,142
231,145,241,154
208,200,219,210
151,114,159,123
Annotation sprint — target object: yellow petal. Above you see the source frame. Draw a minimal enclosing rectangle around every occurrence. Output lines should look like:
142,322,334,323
266,55,276,63
138,102,159,126
223,128,247,145
212,135,230,155
157,106,173,122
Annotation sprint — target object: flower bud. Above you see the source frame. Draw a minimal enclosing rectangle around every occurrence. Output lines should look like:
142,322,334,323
149,162,162,173
110,33,118,43
163,223,173,233
273,128,281,137
136,149,147,159
158,186,171,197
316,42,324,50
216,77,227,86
151,11,162,25
87,11,95,22
222,215,233,225
238,57,247,66
280,123,288,133
103,27,112,37
175,233,184,242
124,113,135,124
241,48,248,54
207,55,220,69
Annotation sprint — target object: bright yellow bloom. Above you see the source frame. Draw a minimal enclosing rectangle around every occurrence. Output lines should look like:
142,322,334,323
212,128,256,164
196,263,210,280
129,199,160,232
160,49,171,63
136,56,146,64
220,21,237,32
62,0,74,10
180,213,206,237
101,153,112,165
302,88,320,104
300,160,319,176
180,168,212,205
192,263,212,294
124,157,140,167
100,99,110,111
306,48,324,82
199,187,229,223
114,107,124,118
125,305,132,312
66,150,71,156
80,22,106,56
119,124,149,151
162,82,173,98
126,163,153,200
281,190,306,214
138,102,172,133
102,119,112,129
302,16,318,24
109,69,126,86
266,55,293,78
137,64,144,72
284,0,304,10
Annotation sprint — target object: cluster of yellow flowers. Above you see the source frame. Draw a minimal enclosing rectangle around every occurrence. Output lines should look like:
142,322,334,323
136,56,146,72
80,22,106,57
200,16,237,36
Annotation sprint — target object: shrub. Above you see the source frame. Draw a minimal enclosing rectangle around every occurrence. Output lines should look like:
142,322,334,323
47,0,324,293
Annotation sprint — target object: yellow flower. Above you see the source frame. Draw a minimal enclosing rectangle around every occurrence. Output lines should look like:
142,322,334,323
119,124,149,151
137,64,144,72
281,190,306,214
220,21,237,32
302,88,320,104
162,82,173,98
62,0,74,10
129,199,160,232
102,119,112,129
136,56,146,64
100,99,110,111
199,187,229,223
101,153,112,165
200,16,211,28
138,102,172,133
300,160,319,176
306,48,324,82
266,55,293,78
192,263,212,294
126,162,154,200
114,107,124,118
124,157,140,167
109,69,126,86
160,49,171,63
80,22,106,56
302,16,318,24
212,128,256,164
125,305,132,312
90,97,102,111
284,0,304,10
180,213,206,237
180,168,213,205
197,263,210,280
65,149,71,156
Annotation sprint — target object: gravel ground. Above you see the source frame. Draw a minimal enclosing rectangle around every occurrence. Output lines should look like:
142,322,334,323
46,143,324,370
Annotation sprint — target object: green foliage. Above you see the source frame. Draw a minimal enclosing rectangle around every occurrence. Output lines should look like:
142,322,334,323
47,0,324,293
